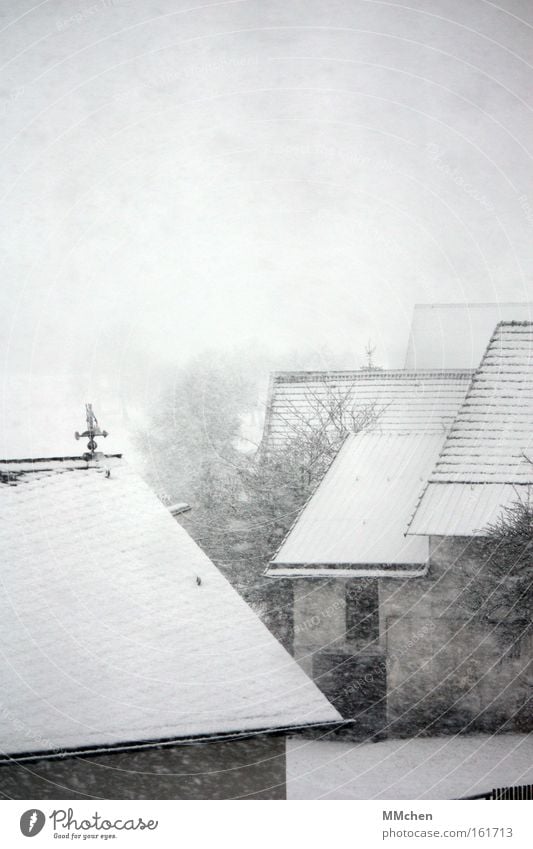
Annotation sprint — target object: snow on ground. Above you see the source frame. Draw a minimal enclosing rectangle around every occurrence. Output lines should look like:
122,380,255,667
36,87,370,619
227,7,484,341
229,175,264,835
287,733,533,799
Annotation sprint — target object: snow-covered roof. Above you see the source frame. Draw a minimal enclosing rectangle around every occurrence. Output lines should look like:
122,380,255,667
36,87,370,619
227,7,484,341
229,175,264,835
262,369,472,450
408,322,533,536
267,432,445,578
404,302,533,369
167,501,191,515
0,455,340,758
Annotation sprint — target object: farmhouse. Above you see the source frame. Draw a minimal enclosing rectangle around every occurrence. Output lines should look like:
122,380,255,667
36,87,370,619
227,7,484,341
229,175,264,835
266,321,533,737
0,413,340,799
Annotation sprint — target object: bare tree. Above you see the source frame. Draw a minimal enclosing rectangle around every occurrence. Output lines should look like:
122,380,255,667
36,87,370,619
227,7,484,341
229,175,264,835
137,364,382,648
238,383,381,563
272,382,384,484
227,381,382,647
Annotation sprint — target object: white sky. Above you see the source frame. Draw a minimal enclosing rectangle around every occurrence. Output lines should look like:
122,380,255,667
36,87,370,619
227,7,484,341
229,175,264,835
1,0,532,453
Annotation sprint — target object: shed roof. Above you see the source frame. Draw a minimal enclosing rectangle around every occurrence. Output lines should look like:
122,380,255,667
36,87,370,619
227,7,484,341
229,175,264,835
0,455,339,759
404,302,533,369
262,369,473,450
408,322,533,536
267,432,444,578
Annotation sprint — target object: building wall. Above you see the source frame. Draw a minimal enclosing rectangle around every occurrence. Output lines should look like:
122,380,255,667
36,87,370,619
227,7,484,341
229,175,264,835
0,734,286,800
293,579,346,676
292,579,386,738
289,537,531,739
381,536,532,736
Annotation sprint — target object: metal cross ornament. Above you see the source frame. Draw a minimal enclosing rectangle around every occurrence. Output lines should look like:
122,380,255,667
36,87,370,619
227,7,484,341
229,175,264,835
75,404,108,456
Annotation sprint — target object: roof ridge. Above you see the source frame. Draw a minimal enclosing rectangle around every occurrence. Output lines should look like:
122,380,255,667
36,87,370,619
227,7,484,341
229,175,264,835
0,454,122,464
273,369,474,381
495,320,533,328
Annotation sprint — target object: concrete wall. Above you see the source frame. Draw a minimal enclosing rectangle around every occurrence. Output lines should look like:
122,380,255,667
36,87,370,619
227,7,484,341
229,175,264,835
293,579,347,676
0,734,286,800
381,536,532,736
292,578,386,737
289,537,531,739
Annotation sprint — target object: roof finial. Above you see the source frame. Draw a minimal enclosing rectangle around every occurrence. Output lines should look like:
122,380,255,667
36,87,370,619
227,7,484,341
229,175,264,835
361,339,382,372
365,340,376,370
75,404,108,458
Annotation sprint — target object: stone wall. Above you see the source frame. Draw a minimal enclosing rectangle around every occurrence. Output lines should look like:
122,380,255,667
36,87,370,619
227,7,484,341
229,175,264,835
381,536,532,736
0,734,286,799
292,578,386,738
289,537,531,739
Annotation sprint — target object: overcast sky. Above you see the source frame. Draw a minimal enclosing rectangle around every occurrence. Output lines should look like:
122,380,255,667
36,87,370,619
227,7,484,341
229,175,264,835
1,0,532,452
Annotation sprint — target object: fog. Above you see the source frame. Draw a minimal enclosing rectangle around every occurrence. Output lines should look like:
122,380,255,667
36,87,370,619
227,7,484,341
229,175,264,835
1,0,532,455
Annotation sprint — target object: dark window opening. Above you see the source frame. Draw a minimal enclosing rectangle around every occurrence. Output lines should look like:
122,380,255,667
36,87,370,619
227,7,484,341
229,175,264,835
345,581,379,643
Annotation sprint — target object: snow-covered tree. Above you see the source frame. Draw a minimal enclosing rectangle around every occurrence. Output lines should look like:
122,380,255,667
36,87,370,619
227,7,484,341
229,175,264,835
473,494,533,653
136,353,380,648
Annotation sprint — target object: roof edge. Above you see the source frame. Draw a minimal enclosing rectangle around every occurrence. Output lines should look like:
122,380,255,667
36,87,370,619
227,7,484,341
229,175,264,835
0,719,348,764
0,454,122,464
266,563,428,578
271,368,475,383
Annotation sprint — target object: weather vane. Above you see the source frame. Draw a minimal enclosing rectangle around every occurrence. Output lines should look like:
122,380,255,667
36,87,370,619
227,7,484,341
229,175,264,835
365,340,376,370
75,404,108,457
